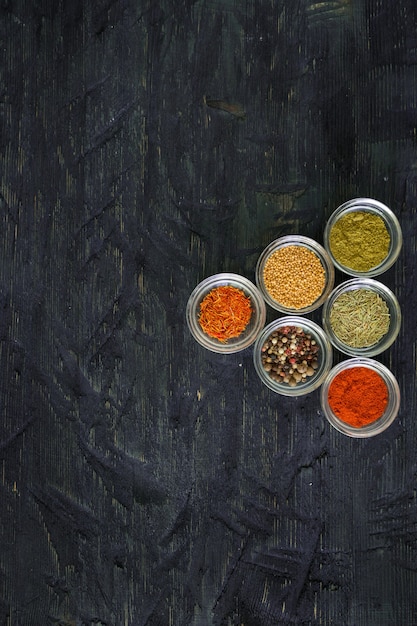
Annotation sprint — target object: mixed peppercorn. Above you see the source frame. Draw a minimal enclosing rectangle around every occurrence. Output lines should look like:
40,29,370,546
261,325,320,387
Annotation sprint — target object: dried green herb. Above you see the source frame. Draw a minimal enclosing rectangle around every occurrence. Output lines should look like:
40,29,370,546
329,288,390,348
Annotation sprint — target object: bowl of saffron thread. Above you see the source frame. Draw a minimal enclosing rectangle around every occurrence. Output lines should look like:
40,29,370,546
186,273,267,354
320,357,401,437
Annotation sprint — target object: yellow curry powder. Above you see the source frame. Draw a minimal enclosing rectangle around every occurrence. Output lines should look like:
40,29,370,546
329,211,390,272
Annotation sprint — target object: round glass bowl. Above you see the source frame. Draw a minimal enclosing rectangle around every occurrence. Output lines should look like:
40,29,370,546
320,357,400,438
186,273,266,354
255,235,335,314
322,278,401,357
323,198,402,277
253,316,333,396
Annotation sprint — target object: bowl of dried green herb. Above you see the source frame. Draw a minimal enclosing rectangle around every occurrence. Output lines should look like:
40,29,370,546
322,278,401,357
323,198,402,277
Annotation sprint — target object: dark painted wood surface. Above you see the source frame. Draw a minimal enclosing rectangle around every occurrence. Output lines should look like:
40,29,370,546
1,1,417,624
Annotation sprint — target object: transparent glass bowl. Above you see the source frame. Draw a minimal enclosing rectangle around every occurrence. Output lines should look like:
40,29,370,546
255,235,335,314
323,198,403,277
320,357,400,437
322,278,401,357
186,273,267,353
253,316,333,396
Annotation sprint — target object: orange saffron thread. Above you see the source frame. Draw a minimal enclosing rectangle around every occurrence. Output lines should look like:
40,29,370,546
199,286,252,343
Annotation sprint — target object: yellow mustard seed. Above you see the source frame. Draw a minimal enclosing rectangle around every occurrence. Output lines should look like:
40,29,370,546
263,245,326,309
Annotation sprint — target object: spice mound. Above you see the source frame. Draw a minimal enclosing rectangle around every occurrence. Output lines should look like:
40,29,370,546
329,288,390,348
328,366,388,427
329,211,390,272
198,285,252,343
263,245,326,309
261,325,320,387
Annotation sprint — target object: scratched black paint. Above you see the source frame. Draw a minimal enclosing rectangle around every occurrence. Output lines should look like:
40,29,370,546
1,1,417,625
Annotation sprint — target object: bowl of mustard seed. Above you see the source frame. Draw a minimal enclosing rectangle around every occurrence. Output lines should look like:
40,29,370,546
322,278,401,357
255,235,335,314
253,316,333,396
323,198,403,277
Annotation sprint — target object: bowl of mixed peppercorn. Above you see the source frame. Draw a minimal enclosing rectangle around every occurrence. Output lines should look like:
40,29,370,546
255,235,335,314
253,316,333,396
186,273,267,353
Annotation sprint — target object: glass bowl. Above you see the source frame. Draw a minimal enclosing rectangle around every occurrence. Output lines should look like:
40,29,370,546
186,273,267,353
323,198,403,277
255,235,335,314
320,357,400,437
253,316,333,396
322,278,401,357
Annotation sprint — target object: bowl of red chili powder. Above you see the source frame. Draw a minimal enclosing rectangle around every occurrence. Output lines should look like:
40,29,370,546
186,273,267,353
320,357,401,437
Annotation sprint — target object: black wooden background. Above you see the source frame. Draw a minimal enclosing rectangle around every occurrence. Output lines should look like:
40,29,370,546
1,1,417,625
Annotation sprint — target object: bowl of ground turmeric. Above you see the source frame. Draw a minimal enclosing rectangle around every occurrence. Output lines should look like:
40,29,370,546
255,235,335,314
186,273,267,353
323,198,403,277
320,357,400,437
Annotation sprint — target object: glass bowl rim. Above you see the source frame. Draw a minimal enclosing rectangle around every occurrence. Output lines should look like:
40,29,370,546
186,272,267,353
320,356,401,437
321,277,401,357
255,234,335,314
253,315,333,396
323,197,403,277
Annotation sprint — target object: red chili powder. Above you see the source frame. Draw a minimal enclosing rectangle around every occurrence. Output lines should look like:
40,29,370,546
328,366,388,427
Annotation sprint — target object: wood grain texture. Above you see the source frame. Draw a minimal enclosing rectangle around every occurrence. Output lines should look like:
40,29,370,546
1,1,417,624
